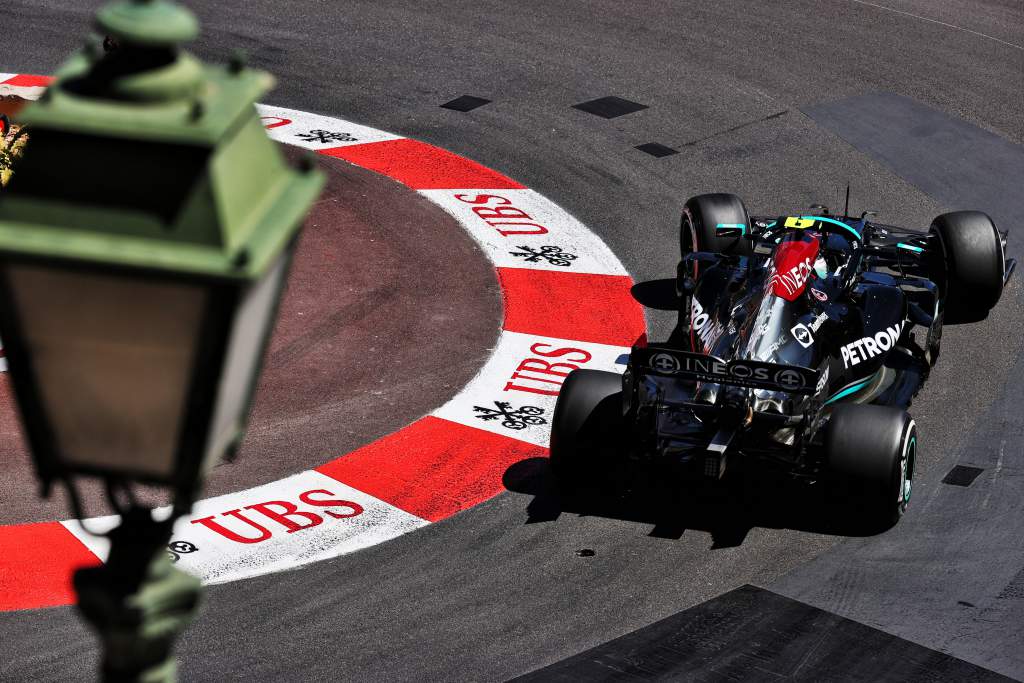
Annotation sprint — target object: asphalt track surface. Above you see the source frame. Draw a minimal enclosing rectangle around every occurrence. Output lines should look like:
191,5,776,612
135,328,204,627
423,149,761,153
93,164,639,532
2,0,1023,680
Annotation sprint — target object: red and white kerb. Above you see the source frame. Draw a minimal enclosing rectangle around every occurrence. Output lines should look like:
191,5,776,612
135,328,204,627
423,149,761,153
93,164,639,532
0,76,645,612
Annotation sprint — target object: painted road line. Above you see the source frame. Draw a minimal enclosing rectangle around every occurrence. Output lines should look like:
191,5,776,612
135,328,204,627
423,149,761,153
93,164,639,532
420,189,629,275
0,74,644,611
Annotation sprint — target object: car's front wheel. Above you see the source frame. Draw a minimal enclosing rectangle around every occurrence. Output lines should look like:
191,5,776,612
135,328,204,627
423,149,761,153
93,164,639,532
929,210,1004,324
679,193,753,264
825,404,916,530
549,370,624,490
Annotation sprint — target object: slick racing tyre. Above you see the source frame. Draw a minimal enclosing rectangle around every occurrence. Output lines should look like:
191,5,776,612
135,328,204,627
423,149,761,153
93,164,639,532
825,404,916,530
549,370,624,490
929,211,1004,324
680,193,754,263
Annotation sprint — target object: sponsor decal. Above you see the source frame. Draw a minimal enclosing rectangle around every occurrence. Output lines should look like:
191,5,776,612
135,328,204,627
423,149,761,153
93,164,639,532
810,287,828,302
454,192,550,237
472,401,547,430
769,236,820,301
773,369,806,391
638,347,818,394
841,321,905,367
502,342,594,397
190,488,365,544
791,322,814,348
508,245,577,267
790,313,826,349
816,365,830,393
691,297,724,352
769,257,814,298
295,129,358,144
650,352,679,373
763,338,785,358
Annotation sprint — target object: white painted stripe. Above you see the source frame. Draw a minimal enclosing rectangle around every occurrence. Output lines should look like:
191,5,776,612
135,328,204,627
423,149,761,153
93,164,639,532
62,470,427,584
433,331,628,447
420,189,628,275
0,84,45,100
255,104,402,150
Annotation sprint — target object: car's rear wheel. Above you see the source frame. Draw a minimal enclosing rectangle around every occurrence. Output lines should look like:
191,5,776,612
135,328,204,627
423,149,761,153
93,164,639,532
549,370,624,490
825,404,916,530
929,211,1004,324
680,193,753,264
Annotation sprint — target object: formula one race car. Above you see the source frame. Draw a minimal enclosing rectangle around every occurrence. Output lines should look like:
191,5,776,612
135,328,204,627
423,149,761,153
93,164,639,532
551,193,1015,527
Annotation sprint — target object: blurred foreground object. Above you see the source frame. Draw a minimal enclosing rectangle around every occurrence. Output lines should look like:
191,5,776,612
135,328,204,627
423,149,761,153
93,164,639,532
0,112,28,187
0,0,324,679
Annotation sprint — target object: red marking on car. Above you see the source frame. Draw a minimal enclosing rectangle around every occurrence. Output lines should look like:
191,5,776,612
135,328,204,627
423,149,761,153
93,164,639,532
320,138,526,190
260,116,292,129
770,235,820,301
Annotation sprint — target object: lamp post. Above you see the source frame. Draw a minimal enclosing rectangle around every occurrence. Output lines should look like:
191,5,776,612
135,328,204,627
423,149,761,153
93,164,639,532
0,0,324,679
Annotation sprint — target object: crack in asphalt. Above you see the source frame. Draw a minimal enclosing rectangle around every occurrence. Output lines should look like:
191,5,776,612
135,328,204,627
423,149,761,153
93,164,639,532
680,110,790,148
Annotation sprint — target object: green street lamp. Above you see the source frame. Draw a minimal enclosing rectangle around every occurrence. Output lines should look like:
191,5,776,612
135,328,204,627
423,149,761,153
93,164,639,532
0,0,324,679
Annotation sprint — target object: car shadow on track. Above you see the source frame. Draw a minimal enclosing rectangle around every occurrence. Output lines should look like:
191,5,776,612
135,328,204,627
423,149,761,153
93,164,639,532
502,457,891,547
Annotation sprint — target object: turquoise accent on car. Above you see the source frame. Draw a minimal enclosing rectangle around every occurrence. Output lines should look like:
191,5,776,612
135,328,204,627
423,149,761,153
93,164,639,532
802,215,862,240
824,374,875,405
905,436,916,502
897,242,925,253
764,221,777,229
716,222,746,234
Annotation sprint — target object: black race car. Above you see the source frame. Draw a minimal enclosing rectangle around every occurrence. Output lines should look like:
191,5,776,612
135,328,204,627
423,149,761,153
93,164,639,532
551,193,1015,527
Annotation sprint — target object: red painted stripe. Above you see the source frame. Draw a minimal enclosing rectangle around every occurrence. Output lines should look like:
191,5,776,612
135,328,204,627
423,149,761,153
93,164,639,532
316,417,544,522
319,138,526,190
0,522,99,611
2,74,54,87
498,268,646,346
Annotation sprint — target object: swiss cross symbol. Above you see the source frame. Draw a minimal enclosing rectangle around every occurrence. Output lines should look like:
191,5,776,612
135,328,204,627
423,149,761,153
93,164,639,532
473,401,547,430
508,245,577,267
295,129,358,144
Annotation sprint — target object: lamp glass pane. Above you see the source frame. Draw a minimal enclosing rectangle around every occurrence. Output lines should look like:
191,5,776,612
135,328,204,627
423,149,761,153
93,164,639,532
6,264,206,480
203,249,289,469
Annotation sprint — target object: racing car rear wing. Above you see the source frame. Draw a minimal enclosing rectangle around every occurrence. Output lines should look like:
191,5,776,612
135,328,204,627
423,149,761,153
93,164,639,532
632,346,820,395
